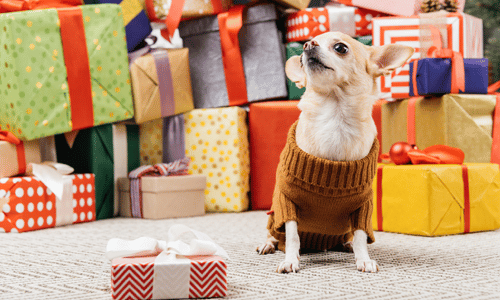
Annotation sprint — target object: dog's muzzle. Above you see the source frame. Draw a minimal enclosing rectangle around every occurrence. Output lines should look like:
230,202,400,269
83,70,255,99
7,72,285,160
303,41,333,71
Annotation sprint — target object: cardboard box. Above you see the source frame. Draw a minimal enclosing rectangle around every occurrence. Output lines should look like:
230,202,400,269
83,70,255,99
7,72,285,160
373,12,483,99
117,174,206,219
0,138,41,178
129,48,194,124
178,4,287,108
0,4,134,140
0,174,95,233
373,163,500,236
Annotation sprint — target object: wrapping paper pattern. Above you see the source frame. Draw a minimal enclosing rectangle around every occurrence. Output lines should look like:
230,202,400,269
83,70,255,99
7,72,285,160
334,0,465,16
0,174,95,233
373,163,500,236
140,0,232,19
373,12,483,100
286,6,385,42
184,107,250,212
111,255,227,300
139,118,163,165
0,4,134,140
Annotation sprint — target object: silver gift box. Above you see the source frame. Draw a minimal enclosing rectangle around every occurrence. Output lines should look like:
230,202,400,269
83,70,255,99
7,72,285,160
179,4,288,108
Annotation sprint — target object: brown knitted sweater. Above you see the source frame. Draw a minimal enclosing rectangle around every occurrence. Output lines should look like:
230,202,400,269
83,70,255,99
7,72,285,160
267,121,379,252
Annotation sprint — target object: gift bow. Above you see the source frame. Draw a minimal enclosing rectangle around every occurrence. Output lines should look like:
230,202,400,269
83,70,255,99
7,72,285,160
0,0,80,12
426,25,465,94
381,143,465,165
105,224,229,261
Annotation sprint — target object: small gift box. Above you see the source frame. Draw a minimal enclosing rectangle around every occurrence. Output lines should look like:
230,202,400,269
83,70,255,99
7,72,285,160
129,47,194,124
0,4,134,141
234,0,310,10
117,159,206,219
107,224,228,300
334,0,465,16
178,4,287,108
286,5,386,43
373,12,483,100
373,163,500,236
0,164,95,233
249,101,300,210
54,123,140,219
141,0,232,20
0,131,41,178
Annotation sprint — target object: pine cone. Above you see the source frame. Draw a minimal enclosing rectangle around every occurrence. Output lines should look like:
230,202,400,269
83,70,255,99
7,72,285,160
442,0,458,12
421,0,442,13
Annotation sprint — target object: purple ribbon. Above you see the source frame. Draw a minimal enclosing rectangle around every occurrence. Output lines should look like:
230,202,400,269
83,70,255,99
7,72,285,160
162,114,186,163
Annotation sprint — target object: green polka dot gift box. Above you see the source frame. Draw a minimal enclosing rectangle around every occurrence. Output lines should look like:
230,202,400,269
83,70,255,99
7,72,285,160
0,4,134,141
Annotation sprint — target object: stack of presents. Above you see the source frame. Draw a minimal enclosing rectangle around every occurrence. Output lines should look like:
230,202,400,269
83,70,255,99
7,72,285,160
1,0,500,298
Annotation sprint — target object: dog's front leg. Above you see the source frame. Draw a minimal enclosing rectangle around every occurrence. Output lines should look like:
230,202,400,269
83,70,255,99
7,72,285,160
277,220,300,273
352,230,379,272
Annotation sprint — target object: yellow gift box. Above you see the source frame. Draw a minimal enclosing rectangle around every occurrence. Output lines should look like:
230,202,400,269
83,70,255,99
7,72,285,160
373,163,500,236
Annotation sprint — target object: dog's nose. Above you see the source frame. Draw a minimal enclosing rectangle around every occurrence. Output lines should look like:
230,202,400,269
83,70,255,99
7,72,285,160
303,40,319,51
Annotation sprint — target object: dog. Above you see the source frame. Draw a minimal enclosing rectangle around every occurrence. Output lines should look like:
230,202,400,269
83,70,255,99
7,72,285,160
256,32,414,273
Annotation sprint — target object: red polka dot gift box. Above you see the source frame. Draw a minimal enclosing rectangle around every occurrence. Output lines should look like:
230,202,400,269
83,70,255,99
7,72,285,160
0,174,95,233
286,5,386,43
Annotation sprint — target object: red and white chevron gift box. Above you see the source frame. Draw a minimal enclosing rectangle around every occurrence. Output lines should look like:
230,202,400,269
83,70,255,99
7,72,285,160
372,12,483,100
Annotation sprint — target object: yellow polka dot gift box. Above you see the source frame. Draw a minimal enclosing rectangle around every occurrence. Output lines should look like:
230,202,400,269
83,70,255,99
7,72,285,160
139,107,250,212
0,4,134,141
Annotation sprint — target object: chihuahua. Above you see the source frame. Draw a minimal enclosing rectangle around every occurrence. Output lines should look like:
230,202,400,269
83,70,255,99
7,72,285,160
257,32,414,273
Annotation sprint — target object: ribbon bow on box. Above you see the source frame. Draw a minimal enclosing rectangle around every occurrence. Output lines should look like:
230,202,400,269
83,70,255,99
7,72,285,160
381,142,465,165
105,224,229,261
0,0,81,12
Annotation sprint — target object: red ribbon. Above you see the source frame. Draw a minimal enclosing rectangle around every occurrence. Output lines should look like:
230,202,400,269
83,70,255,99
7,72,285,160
490,81,500,164
217,5,248,106
0,131,26,175
0,0,80,12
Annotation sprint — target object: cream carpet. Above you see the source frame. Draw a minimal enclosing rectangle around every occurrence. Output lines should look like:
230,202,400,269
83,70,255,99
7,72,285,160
2,211,500,300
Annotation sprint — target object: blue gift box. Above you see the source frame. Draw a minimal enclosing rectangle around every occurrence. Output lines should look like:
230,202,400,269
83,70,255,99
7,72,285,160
84,0,152,52
409,58,489,96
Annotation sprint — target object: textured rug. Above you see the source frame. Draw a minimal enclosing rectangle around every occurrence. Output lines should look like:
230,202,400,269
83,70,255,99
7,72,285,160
1,211,500,300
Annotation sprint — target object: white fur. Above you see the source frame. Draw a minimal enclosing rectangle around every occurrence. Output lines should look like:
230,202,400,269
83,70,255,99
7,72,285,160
257,32,414,273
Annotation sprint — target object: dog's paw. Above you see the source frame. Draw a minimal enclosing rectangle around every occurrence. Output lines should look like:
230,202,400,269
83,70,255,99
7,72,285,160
356,260,379,273
256,242,275,255
277,258,300,273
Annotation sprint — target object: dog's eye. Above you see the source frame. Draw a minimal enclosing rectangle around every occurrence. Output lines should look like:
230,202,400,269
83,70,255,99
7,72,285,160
333,43,349,54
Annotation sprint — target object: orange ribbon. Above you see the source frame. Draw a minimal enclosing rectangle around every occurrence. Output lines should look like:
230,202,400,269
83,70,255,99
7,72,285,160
217,5,248,106
490,81,500,164
0,0,80,12
426,25,465,94
406,145,465,165
0,131,26,175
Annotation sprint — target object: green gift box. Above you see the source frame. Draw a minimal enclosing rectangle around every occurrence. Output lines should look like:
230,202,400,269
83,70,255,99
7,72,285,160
0,4,134,141
54,123,140,220
286,36,372,100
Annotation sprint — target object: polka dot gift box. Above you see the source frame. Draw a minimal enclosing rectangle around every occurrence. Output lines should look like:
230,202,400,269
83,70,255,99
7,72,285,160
286,5,386,43
0,174,96,233
0,4,134,141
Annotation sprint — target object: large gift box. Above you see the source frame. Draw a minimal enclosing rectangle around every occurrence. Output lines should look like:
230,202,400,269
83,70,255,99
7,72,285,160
141,0,232,20
129,47,194,124
54,123,140,219
178,4,287,108
380,95,497,163
118,174,206,219
139,107,250,212
0,173,96,233
373,12,483,100
0,4,135,140
286,5,385,43
334,0,465,16
83,0,152,52
249,101,300,210
373,163,500,236
0,132,41,178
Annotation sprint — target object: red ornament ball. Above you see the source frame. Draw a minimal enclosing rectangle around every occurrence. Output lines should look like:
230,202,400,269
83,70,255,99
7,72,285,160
389,142,417,165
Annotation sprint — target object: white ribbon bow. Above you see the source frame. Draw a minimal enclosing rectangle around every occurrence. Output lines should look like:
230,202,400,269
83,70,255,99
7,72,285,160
146,23,183,49
105,224,229,261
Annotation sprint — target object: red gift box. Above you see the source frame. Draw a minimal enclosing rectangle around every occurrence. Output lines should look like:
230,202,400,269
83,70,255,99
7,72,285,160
0,174,95,233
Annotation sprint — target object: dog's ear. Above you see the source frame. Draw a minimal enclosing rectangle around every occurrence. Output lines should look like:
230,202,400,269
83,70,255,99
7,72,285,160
368,45,414,77
285,55,306,89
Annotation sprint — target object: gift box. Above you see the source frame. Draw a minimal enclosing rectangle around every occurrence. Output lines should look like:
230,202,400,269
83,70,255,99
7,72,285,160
141,0,231,20
0,4,134,141
0,173,95,233
0,132,41,178
129,47,194,124
373,163,500,236
334,0,465,16
249,101,300,210
234,0,310,10
380,95,497,163
83,0,152,52
285,5,385,43
178,4,287,108
117,174,206,219
54,123,140,219
373,12,483,100
409,58,489,96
